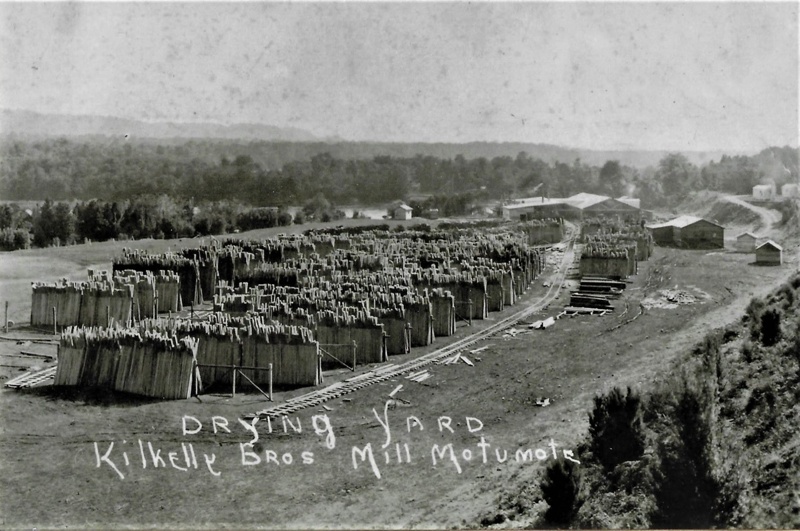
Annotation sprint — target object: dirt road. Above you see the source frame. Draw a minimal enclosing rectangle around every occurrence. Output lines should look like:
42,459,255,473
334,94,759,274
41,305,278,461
721,195,782,226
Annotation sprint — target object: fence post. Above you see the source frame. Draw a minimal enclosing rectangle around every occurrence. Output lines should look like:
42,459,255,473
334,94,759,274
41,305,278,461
231,366,237,398
52,306,57,335
351,340,357,371
107,305,111,328
4,301,8,333
268,363,273,401
468,299,473,326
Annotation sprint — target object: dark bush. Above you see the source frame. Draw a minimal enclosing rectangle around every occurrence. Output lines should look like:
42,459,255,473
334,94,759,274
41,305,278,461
760,307,781,346
541,458,583,524
0,227,32,251
589,387,646,470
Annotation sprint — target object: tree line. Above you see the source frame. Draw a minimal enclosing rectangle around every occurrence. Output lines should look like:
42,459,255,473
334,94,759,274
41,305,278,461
0,195,351,251
2,138,796,208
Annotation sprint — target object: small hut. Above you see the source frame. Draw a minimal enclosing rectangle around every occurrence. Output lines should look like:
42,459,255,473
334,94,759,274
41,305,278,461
392,204,413,220
752,183,776,200
736,232,758,252
781,183,799,198
755,241,783,265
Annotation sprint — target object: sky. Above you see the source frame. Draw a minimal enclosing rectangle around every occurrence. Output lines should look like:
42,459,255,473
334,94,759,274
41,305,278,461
0,2,797,152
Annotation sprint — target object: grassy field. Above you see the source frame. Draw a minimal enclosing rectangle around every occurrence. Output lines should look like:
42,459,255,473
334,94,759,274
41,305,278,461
0,202,796,529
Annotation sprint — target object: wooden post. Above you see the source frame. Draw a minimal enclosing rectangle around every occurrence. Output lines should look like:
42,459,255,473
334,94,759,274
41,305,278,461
4,301,8,333
468,299,473,326
52,306,57,336
191,300,194,320
351,340,357,371
268,363,273,401
231,365,237,398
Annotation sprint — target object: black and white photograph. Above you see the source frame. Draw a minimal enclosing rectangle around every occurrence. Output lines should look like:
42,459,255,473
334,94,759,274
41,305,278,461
0,1,798,529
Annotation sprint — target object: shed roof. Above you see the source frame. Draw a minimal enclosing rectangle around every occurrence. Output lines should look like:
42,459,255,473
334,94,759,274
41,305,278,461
617,196,641,208
504,198,570,210
756,240,783,251
646,215,706,229
565,193,609,209
394,204,413,211
737,232,758,239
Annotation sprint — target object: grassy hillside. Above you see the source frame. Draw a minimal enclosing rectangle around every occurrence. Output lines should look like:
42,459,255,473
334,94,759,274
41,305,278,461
520,272,800,528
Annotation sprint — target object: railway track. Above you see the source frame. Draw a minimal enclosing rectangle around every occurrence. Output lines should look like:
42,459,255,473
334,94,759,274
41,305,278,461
248,237,576,420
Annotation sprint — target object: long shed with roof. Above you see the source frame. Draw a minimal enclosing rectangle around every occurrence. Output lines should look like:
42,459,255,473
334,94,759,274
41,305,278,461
502,193,640,221
646,216,724,249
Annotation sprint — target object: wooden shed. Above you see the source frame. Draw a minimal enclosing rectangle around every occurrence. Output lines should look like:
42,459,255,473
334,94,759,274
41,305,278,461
736,232,758,252
392,204,413,220
646,216,724,249
752,183,776,200
755,240,782,265
782,183,799,198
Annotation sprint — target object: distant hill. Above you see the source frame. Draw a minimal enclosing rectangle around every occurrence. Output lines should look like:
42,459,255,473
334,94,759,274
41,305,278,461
0,109,320,143
0,109,750,169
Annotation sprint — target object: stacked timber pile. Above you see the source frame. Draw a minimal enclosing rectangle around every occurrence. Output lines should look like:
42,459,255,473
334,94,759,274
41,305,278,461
93,269,182,318
179,248,219,301
315,308,386,366
579,241,637,279
113,249,202,307
369,306,409,355
415,271,488,321
31,280,134,329
428,288,456,337
216,247,257,283
55,325,198,400
582,220,654,261
569,292,614,311
579,277,626,295
525,218,564,245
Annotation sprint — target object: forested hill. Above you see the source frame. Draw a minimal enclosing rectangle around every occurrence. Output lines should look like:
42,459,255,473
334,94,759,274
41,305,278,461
1,133,797,208
1,109,742,169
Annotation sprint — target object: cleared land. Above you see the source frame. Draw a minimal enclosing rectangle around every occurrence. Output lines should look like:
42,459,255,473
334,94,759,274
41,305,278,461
0,201,795,529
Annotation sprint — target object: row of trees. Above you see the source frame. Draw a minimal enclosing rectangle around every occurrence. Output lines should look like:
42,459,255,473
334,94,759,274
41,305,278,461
2,137,797,208
0,195,351,250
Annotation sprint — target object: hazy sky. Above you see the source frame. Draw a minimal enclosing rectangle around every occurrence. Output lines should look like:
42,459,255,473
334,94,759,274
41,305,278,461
1,2,797,151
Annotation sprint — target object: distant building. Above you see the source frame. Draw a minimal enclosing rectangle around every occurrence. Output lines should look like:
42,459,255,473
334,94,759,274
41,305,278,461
752,183,776,200
392,204,413,220
736,232,758,252
646,216,725,249
421,208,439,219
501,193,640,221
781,183,799,198
755,240,783,265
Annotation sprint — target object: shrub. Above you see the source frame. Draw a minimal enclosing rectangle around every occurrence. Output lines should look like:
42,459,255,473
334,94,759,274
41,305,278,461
277,210,293,226
589,387,646,470
653,386,719,528
0,228,32,251
541,458,583,524
760,307,781,346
